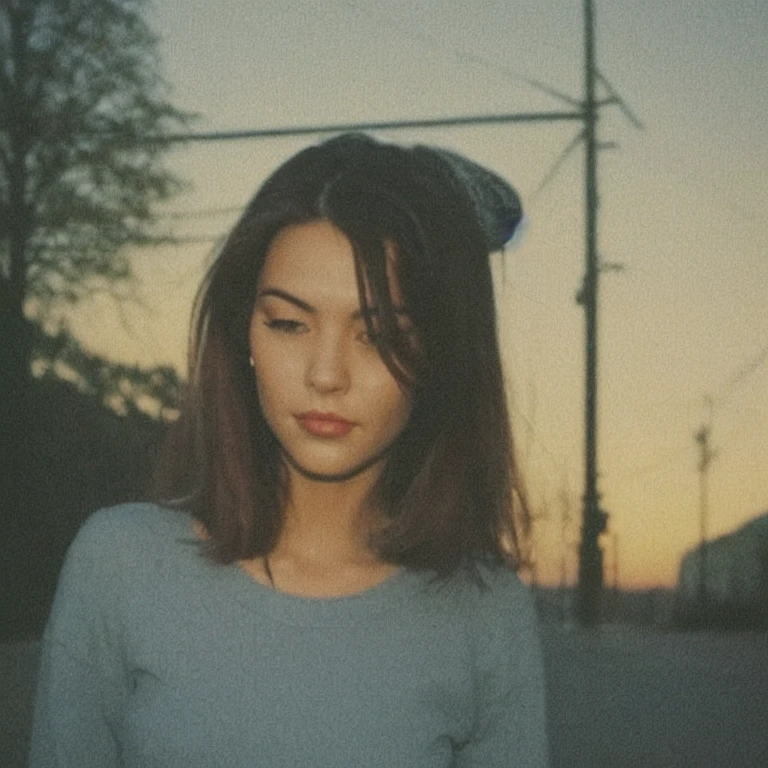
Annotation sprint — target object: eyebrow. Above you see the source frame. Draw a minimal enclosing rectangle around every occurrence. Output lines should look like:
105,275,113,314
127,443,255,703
257,288,314,313
257,287,409,319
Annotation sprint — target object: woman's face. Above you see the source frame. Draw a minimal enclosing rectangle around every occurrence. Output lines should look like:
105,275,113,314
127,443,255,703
249,219,414,483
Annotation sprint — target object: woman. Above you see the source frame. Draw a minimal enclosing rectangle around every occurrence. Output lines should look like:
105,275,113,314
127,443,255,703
30,133,549,766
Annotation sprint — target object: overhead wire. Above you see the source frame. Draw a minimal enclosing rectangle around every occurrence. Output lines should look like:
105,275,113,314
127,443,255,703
340,0,580,107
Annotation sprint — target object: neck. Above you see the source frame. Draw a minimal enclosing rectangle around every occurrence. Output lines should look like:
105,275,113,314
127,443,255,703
242,460,401,598
275,461,384,565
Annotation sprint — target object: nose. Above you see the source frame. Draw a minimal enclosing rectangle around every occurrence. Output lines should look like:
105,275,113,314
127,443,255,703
306,330,350,394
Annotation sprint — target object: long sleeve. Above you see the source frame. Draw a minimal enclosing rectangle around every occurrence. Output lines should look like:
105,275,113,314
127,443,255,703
455,573,550,768
29,641,121,767
29,514,127,767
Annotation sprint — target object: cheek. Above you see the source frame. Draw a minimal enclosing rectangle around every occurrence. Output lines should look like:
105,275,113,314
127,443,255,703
250,343,288,414
253,355,289,405
379,385,414,437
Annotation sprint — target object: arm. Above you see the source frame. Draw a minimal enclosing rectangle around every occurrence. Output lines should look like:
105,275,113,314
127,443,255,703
29,641,121,767
455,572,550,768
29,513,127,767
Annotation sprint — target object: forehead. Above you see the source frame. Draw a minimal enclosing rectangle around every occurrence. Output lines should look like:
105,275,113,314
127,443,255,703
260,220,352,285
258,220,402,306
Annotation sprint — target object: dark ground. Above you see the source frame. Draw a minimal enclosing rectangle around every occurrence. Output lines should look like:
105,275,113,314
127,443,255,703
542,624,768,767
3,623,767,768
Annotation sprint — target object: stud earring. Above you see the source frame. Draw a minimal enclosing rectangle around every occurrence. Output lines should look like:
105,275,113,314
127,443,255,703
249,356,255,368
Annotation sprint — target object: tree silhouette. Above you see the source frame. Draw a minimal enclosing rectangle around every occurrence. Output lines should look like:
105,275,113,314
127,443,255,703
33,324,182,422
0,0,191,524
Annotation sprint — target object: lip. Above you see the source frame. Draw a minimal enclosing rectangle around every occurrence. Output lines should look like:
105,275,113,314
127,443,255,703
295,411,355,438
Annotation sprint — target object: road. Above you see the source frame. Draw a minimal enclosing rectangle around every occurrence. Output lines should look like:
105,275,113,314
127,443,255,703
543,625,768,767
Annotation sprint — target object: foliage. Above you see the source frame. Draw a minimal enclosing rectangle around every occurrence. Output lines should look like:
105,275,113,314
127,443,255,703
0,0,191,542
33,323,183,421
0,0,193,312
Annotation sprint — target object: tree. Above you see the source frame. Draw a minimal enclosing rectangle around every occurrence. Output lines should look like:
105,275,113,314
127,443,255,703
0,0,190,527
33,323,183,423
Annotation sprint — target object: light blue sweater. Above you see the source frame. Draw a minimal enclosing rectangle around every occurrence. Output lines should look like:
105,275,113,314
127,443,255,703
30,504,549,767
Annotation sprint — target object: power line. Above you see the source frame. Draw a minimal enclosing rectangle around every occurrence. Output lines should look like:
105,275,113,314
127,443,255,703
153,234,225,245
161,205,244,220
341,0,581,108
718,341,768,399
157,110,584,144
530,130,584,200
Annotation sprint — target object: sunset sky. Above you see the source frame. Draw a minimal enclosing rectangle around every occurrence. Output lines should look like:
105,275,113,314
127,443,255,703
64,0,768,589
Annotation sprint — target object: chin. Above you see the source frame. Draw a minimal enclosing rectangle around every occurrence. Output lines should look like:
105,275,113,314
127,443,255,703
281,447,390,484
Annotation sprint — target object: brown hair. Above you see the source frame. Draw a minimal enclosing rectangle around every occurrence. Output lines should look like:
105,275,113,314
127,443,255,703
154,133,528,574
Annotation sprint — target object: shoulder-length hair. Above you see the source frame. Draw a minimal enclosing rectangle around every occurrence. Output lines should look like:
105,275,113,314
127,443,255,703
154,133,529,574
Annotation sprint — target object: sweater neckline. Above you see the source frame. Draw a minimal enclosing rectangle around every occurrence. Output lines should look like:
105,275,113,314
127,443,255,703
171,508,425,627
227,558,417,626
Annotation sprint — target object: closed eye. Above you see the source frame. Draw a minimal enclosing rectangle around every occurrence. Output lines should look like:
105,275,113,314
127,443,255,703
358,320,417,347
263,319,306,334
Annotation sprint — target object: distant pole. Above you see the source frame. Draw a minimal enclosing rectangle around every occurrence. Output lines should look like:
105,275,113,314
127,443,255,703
576,0,606,626
558,481,571,622
694,399,715,612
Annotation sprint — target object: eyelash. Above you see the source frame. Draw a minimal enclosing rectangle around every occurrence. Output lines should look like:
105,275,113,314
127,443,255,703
262,318,413,347
265,320,377,346
263,319,305,334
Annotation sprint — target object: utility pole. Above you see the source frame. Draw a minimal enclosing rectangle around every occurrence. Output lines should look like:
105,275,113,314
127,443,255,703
694,399,716,614
575,0,607,627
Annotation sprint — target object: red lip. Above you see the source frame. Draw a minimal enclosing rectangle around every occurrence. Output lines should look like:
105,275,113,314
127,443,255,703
296,411,355,438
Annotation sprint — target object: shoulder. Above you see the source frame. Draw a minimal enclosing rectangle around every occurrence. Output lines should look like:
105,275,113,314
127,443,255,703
467,564,541,657
70,502,192,554
428,562,537,627
59,503,196,591
473,562,537,621
46,503,198,642
432,562,542,665
403,562,539,653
